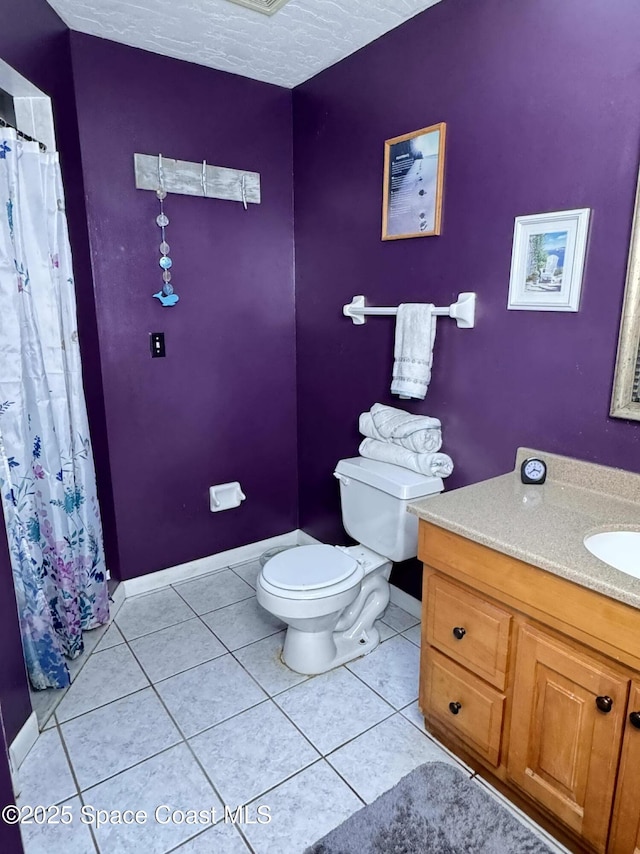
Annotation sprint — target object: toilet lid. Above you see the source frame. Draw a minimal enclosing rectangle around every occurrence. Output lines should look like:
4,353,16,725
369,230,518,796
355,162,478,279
263,544,359,592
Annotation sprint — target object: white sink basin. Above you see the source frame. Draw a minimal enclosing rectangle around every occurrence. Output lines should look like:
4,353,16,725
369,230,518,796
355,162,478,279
584,531,640,578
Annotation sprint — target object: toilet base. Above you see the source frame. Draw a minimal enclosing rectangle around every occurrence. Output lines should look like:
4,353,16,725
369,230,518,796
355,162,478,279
281,555,391,675
282,623,381,675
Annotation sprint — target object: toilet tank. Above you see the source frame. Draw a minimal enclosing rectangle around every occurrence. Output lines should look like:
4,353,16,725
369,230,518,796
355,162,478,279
334,457,444,563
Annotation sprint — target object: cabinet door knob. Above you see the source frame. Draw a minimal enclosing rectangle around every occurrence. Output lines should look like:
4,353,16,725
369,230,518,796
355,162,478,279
452,627,466,640
596,695,613,713
448,701,462,715
629,711,640,729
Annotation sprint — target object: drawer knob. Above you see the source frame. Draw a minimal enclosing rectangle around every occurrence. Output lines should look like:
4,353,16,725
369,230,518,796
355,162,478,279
452,627,466,640
596,695,613,713
448,701,462,715
629,711,640,729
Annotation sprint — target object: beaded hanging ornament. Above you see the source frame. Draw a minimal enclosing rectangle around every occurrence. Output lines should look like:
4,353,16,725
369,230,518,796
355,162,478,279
152,154,179,307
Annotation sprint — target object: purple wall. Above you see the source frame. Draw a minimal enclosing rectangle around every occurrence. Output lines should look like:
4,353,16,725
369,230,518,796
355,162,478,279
3,0,640,736
293,0,640,594
70,35,297,580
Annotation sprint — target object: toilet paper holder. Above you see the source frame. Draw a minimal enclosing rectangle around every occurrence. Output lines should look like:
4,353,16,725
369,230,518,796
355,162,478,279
209,481,246,513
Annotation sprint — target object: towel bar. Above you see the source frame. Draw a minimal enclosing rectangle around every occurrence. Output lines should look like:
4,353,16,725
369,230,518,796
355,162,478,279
343,292,476,328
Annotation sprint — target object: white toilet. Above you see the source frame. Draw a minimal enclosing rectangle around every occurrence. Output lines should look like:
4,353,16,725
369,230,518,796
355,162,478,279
256,456,444,674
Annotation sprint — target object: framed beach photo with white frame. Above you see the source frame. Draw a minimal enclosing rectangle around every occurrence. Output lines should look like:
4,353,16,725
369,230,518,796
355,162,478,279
507,208,591,312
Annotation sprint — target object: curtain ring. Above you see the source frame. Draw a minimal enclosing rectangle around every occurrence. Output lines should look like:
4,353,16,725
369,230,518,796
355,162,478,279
202,160,207,197
241,174,248,211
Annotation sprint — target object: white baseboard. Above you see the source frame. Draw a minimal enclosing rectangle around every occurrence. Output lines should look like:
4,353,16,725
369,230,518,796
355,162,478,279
122,530,307,598
9,711,38,775
389,584,421,619
119,529,420,623
296,531,323,546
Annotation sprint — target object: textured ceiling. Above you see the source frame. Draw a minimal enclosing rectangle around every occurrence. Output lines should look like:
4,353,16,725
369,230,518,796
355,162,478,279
46,0,442,88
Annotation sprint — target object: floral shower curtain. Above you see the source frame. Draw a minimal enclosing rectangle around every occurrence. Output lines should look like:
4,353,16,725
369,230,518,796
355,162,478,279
0,129,109,689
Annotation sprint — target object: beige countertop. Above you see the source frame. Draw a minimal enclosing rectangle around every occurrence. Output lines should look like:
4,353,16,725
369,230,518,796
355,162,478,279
408,447,640,609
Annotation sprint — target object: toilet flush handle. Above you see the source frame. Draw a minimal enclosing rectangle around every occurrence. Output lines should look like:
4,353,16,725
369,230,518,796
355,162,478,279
333,472,351,486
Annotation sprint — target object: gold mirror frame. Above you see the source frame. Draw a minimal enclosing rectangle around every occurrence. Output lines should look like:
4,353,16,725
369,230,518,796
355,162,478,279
610,166,640,420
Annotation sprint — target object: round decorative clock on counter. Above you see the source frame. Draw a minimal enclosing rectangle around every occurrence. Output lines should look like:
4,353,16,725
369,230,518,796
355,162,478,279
520,457,547,485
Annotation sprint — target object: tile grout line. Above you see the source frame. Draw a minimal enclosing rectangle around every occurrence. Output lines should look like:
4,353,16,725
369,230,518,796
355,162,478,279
55,683,152,727
114,612,198,643
25,575,422,853
113,572,414,670
228,562,261,587
44,699,447,854
125,615,228,682
244,755,367,811
124,610,376,821
124,575,281,651
54,594,411,731
214,642,432,810
60,691,461,817
31,621,114,729
57,599,274,730
122,627,259,854
265,676,397,760
60,653,254,854
49,582,420,849
98,600,555,850
92,595,414,747
53,721,101,853
163,821,253,854
60,717,182,797
396,703,476,777
341,636,419,711
169,569,255,615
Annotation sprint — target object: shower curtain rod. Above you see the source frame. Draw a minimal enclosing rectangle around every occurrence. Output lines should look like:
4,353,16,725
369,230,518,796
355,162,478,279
0,116,47,151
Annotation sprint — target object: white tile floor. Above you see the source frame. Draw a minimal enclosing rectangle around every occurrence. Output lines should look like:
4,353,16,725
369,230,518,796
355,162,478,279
19,560,569,854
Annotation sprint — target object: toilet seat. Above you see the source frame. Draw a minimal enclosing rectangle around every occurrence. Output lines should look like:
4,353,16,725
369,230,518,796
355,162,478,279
264,544,359,591
259,545,364,601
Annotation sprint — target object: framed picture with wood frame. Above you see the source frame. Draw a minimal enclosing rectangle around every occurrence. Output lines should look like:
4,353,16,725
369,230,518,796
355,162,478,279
382,122,446,241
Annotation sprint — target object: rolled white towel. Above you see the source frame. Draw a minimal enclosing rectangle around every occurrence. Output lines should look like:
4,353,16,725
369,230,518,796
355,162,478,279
359,438,454,478
358,403,442,454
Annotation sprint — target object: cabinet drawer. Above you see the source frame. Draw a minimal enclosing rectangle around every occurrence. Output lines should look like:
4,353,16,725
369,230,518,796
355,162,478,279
425,572,511,689
421,647,505,766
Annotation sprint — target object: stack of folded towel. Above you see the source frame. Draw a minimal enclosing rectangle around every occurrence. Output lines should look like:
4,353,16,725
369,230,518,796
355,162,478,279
358,403,454,478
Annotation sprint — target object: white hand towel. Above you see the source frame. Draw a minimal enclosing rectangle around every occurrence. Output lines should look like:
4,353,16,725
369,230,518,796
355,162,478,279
391,304,437,400
359,438,454,478
358,403,442,454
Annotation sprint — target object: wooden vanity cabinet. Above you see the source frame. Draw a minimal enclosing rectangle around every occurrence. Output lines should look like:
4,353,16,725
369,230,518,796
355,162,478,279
418,520,640,854
609,683,640,854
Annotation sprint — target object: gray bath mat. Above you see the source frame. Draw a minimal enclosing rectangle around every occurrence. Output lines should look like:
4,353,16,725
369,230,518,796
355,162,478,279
305,762,554,853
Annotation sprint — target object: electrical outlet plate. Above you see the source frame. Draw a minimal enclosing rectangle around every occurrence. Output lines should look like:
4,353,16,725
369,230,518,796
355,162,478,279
150,332,166,358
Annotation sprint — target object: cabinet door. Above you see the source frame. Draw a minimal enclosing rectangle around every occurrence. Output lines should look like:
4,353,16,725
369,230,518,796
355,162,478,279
507,623,628,853
609,682,640,854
